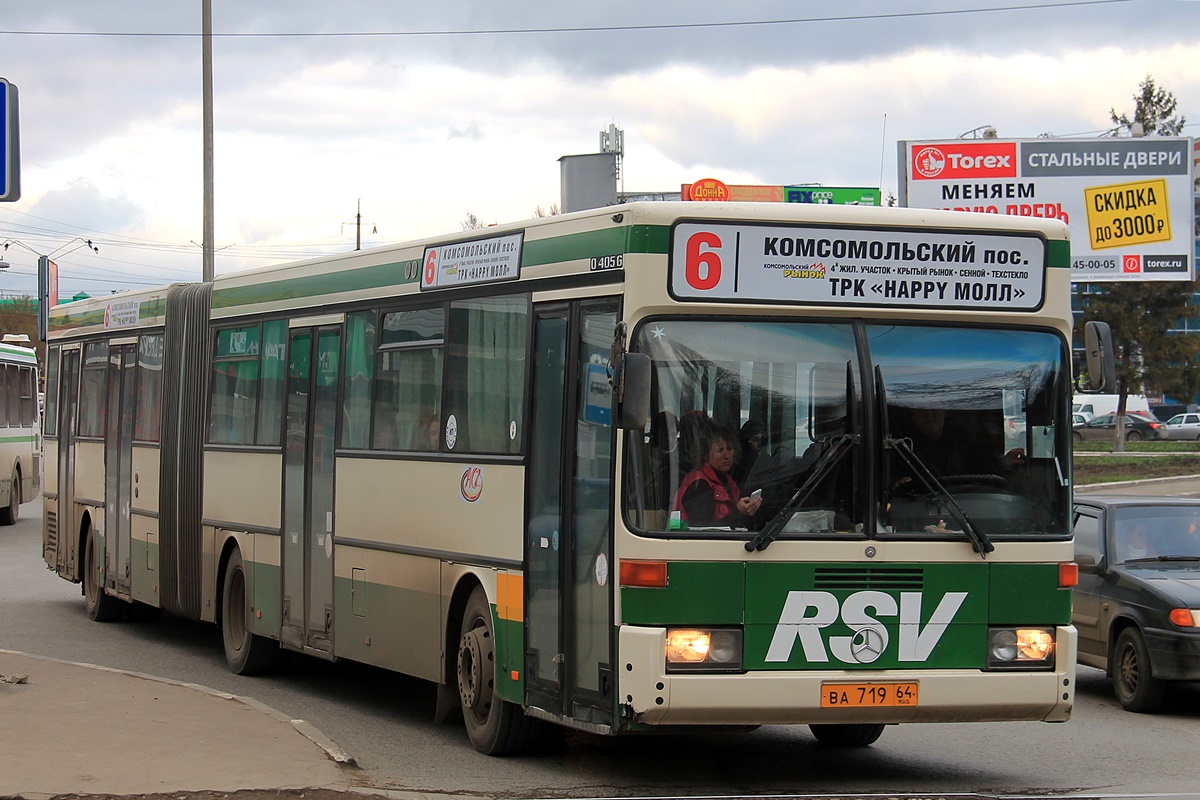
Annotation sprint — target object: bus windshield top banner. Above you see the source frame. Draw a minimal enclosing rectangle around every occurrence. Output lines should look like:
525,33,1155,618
669,222,1046,311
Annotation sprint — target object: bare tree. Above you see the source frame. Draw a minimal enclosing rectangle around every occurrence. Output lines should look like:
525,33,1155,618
461,212,484,231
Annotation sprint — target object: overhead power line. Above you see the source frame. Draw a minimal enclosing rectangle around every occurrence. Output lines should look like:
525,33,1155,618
0,1,1134,38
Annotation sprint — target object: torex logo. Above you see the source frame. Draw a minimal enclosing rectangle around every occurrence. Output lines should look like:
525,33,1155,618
765,589,967,664
911,142,1018,180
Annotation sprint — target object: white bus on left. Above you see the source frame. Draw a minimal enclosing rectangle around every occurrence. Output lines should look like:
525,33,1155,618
0,334,40,524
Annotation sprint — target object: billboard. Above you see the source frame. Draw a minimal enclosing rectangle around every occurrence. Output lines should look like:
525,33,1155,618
683,179,880,205
899,137,1194,282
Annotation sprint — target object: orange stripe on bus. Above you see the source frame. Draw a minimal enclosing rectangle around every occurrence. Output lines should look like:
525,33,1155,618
495,573,524,622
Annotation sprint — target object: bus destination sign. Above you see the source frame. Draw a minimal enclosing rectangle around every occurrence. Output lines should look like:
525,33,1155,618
669,222,1046,311
421,231,523,290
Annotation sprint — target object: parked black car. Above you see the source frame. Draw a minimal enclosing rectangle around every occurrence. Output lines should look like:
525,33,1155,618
1072,495,1200,711
1072,412,1166,442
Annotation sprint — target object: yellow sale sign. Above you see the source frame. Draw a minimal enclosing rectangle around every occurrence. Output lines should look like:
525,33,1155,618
1084,178,1171,250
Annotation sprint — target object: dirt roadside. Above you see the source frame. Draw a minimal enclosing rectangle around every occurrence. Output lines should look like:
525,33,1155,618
0,791,398,800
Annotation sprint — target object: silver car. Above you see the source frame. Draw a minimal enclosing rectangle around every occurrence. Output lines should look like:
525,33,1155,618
1163,412,1200,441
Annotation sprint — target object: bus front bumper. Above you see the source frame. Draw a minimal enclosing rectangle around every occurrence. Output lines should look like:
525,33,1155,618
618,625,1076,726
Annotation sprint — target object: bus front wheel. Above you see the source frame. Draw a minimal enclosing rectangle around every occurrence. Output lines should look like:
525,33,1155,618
809,723,885,747
0,468,19,525
457,586,535,755
221,548,280,675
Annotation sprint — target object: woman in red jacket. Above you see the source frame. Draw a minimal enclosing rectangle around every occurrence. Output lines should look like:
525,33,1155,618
674,423,763,528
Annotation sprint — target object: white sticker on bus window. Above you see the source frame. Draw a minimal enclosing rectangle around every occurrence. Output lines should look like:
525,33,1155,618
595,553,608,587
446,415,458,449
509,420,516,440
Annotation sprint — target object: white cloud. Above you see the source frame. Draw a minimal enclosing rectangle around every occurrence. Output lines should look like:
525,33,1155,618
2,2,1199,297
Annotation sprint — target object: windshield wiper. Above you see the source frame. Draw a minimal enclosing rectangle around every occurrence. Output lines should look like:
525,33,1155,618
886,435,994,558
745,433,858,552
1125,555,1200,563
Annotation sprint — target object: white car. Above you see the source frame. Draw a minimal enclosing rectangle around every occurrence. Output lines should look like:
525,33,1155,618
1163,412,1200,441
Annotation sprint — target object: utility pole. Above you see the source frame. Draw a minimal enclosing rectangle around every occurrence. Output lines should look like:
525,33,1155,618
342,199,377,251
202,0,215,281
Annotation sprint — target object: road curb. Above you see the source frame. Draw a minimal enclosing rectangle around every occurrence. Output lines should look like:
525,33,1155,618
1075,473,1200,492
0,647,357,767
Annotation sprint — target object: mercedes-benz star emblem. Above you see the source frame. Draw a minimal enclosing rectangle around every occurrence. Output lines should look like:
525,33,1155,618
850,627,885,664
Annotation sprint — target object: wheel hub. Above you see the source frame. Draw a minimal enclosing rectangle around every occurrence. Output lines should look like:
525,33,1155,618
1119,646,1138,691
458,626,493,713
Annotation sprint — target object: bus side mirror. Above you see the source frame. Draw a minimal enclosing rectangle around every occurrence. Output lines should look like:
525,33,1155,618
1084,321,1116,393
614,353,651,430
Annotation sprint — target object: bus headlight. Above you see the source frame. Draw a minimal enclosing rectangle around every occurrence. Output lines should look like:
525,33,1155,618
665,628,742,672
987,627,1056,669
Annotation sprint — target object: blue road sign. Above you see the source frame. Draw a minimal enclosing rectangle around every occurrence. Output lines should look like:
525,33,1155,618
1,78,20,202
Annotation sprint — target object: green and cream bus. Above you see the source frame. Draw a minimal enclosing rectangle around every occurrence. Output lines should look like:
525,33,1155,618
42,202,1102,754
0,334,40,525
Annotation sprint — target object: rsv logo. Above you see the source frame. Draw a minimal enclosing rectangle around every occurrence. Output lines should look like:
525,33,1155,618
765,590,968,664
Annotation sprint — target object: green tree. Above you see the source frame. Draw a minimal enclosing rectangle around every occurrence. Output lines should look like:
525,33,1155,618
1082,76,1196,450
1109,75,1186,136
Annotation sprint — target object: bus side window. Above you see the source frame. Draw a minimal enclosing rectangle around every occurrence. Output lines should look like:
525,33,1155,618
79,341,109,438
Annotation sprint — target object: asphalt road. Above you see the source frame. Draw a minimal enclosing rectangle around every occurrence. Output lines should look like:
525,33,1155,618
4,498,1199,799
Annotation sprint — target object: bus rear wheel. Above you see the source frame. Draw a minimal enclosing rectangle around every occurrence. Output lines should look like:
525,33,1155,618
221,548,281,675
83,526,122,622
457,586,535,755
809,723,885,747
0,468,19,525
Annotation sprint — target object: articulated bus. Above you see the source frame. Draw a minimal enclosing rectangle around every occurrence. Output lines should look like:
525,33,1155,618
1,335,40,525
43,202,1105,754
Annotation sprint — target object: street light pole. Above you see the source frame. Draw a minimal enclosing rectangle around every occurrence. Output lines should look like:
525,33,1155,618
202,0,215,282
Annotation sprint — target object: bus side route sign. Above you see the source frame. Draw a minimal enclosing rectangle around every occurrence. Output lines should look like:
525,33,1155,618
1,78,19,202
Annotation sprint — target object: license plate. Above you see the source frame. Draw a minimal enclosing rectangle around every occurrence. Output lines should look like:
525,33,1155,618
820,682,918,707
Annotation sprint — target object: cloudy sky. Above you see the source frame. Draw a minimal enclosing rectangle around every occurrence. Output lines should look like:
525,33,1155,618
1,0,1198,298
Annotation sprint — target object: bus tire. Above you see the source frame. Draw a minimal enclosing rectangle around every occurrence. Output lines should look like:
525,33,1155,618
221,548,280,675
84,526,122,622
1113,627,1164,712
0,467,19,525
809,723,885,747
457,586,534,755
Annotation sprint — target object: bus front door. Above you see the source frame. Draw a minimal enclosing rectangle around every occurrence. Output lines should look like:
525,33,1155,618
281,326,340,656
525,299,618,728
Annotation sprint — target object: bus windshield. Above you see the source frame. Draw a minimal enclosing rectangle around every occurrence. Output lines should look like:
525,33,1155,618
625,320,1069,541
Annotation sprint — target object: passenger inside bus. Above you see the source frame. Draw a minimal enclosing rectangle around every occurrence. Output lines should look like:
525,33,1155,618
642,410,679,512
674,422,763,528
676,409,711,477
731,419,767,486
412,411,440,451
889,405,1025,492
